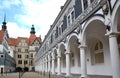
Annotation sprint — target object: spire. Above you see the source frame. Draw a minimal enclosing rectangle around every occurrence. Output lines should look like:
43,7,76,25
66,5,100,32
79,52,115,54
2,14,7,31
30,24,36,34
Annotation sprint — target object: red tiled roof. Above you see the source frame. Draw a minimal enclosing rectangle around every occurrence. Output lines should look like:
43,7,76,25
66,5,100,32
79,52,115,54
0,30,5,44
29,34,42,45
8,38,17,46
8,34,42,46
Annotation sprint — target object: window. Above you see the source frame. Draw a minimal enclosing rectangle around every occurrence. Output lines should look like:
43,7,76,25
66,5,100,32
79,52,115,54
30,60,33,65
1,55,4,58
24,60,28,65
18,60,22,64
59,27,61,35
25,55,29,58
67,10,75,26
18,54,22,58
67,16,70,26
18,48,21,52
71,11,75,22
83,0,88,9
30,54,33,58
93,41,104,64
25,49,28,52
61,24,64,33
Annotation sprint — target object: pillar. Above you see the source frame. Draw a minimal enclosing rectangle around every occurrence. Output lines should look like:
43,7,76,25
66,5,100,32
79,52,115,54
52,53,55,74
108,32,120,78
48,54,51,72
79,45,87,78
65,52,70,77
57,55,61,75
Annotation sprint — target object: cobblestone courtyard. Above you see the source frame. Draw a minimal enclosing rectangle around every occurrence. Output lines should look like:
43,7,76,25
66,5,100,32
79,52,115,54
0,72,58,78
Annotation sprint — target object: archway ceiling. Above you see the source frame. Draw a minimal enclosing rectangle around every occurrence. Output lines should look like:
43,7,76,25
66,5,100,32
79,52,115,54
69,36,79,53
85,20,106,38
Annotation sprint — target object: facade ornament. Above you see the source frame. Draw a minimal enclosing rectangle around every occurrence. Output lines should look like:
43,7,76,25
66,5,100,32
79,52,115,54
102,3,109,15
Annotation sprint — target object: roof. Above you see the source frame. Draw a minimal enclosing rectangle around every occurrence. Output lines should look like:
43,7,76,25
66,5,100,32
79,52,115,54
0,30,5,44
29,34,42,45
8,34,42,46
8,38,17,46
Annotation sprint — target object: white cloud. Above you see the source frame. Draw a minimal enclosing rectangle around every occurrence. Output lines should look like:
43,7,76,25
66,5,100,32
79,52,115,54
1,0,66,40
14,0,66,40
0,0,21,9
7,22,30,38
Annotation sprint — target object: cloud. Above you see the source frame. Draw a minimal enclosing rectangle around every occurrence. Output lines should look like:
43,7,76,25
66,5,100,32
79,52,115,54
7,22,30,38
0,0,66,40
0,0,21,9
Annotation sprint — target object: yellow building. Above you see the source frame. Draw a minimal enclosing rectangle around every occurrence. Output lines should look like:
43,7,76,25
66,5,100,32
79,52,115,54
8,25,42,71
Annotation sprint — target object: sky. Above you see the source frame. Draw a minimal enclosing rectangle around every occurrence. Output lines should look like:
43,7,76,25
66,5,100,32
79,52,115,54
0,0,66,40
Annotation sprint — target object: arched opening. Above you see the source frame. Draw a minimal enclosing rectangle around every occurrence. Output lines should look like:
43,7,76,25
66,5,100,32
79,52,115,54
82,17,107,75
59,43,66,73
68,35,80,74
16,67,22,72
24,67,29,72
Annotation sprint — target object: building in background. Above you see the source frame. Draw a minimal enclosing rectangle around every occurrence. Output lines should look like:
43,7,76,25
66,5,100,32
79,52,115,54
35,0,120,78
8,25,42,71
0,17,15,73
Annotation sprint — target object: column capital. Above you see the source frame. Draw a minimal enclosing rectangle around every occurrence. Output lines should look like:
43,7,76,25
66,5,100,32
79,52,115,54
105,31,120,37
65,52,70,55
57,55,61,58
52,57,55,60
78,45,87,48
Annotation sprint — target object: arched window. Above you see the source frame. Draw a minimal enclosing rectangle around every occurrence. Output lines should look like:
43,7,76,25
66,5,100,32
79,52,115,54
93,41,104,64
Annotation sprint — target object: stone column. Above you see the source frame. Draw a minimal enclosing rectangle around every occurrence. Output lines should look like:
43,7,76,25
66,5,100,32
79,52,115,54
45,57,48,72
107,32,120,78
65,52,70,77
57,55,61,75
48,55,51,72
79,45,87,78
52,53,55,74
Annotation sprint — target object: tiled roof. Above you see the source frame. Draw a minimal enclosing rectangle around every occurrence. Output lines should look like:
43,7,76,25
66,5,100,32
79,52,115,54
8,34,42,46
29,34,42,45
0,30,5,44
8,38,17,46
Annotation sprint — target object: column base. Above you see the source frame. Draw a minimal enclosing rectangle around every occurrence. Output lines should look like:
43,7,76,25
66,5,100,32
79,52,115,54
65,74,71,78
79,76,87,78
57,73,61,76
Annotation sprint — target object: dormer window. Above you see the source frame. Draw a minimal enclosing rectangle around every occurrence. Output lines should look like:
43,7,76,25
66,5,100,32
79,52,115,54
83,0,88,10
67,10,75,26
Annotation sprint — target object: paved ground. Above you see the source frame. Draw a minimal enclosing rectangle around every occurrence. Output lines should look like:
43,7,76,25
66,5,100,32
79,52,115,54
0,72,58,78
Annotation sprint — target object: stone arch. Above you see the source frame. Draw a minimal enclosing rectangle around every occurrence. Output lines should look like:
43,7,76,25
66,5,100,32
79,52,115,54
59,42,66,72
82,15,105,45
24,67,29,71
67,33,79,42
67,33,81,74
80,15,110,75
16,67,22,72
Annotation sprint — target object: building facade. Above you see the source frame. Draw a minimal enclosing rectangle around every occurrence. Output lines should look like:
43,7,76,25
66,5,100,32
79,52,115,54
8,25,42,71
35,0,120,78
0,18,15,73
